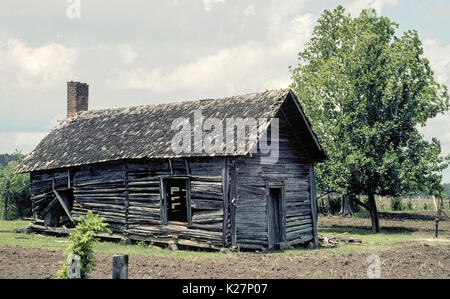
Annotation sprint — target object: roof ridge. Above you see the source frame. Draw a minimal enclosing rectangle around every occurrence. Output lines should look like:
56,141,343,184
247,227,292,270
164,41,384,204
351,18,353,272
76,88,291,117
15,88,301,173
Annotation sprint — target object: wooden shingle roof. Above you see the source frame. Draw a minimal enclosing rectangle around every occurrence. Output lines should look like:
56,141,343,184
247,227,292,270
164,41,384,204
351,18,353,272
16,89,326,173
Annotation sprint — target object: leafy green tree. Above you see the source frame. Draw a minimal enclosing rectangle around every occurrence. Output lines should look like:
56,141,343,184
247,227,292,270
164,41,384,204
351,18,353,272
291,6,449,232
0,151,30,219
58,211,110,279
0,153,16,167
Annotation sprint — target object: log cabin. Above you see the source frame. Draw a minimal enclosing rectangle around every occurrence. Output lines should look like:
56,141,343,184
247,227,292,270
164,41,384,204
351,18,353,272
15,81,327,250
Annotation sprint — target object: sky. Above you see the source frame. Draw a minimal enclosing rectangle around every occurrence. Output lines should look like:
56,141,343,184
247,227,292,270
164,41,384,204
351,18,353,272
0,0,449,182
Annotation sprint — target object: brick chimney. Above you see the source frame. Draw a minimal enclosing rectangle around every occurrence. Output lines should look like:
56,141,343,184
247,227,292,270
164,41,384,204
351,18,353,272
67,81,89,119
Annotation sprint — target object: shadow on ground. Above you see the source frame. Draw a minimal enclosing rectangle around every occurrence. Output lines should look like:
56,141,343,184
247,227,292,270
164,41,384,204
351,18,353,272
319,225,417,235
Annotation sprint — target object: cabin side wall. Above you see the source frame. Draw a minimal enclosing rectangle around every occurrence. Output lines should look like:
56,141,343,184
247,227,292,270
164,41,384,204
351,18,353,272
71,161,129,233
125,157,226,248
29,157,229,249
231,113,316,250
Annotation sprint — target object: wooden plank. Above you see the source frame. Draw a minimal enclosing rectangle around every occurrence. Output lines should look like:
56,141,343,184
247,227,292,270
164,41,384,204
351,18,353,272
168,159,174,175
288,91,322,152
279,108,312,162
309,164,319,248
266,180,273,249
160,177,167,224
125,162,130,230
230,162,237,247
53,189,74,224
222,157,229,247
191,199,223,210
281,180,287,242
38,198,58,217
184,158,190,175
186,179,192,227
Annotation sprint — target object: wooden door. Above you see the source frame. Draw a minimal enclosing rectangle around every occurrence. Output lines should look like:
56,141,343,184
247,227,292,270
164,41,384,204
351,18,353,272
269,188,283,246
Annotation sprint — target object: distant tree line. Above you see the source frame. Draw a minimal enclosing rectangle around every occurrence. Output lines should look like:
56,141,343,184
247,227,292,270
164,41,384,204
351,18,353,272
0,153,17,168
443,183,450,199
0,152,31,220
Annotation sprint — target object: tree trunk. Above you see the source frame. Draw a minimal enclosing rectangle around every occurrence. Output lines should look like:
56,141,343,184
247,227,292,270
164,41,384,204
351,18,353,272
340,194,354,216
367,193,380,233
327,195,333,214
320,196,325,213
3,181,9,220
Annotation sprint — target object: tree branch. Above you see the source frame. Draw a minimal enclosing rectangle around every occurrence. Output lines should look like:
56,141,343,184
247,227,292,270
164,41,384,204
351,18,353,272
352,196,371,212
317,190,338,201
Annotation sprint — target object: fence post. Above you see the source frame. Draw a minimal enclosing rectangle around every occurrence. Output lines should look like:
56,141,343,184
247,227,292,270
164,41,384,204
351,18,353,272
67,254,81,279
112,254,128,279
3,181,10,220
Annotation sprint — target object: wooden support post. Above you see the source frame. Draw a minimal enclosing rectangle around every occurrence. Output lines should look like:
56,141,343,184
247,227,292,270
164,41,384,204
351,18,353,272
3,181,10,220
265,179,273,250
186,179,192,227
435,210,440,239
67,169,71,189
168,159,174,175
67,254,81,279
112,254,128,279
53,190,74,224
222,158,229,247
433,196,441,239
124,162,130,231
309,164,319,248
230,162,237,247
184,158,190,175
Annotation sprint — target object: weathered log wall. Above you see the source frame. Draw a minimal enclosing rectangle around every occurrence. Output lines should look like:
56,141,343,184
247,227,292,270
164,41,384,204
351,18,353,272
126,157,225,248
71,162,128,233
27,157,227,248
231,111,315,249
29,123,316,250
30,170,72,226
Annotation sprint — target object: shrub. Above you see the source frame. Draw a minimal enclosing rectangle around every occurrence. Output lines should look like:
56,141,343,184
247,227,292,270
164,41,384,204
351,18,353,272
391,197,403,211
0,152,31,219
58,211,110,279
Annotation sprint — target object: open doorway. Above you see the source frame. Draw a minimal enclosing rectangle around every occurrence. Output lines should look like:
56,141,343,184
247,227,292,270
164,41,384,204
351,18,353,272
43,189,75,228
164,179,189,225
269,187,283,245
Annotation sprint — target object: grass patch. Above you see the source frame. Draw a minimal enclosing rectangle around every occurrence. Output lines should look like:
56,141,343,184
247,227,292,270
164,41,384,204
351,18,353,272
0,220,29,232
1,217,445,259
0,220,224,259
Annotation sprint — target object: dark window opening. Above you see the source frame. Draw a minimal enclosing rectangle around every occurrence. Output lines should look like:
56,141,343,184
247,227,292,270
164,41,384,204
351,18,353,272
44,188,75,228
165,179,188,224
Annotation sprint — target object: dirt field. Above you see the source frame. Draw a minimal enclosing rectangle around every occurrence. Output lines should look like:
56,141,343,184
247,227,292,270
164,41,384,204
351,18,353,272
0,240,448,279
0,211,448,279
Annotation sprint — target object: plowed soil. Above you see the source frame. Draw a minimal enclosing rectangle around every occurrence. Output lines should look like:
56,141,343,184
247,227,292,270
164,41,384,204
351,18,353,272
0,211,448,279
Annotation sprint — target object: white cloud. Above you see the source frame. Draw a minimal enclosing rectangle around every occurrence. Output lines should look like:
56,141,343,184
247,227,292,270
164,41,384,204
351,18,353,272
243,5,255,17
108,13,314,96
0,39,77,87
0,131,48,154
119,44,138,65
202,0,226,11
421,38,450,156
346,0,399,16
423,38,450,87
